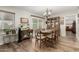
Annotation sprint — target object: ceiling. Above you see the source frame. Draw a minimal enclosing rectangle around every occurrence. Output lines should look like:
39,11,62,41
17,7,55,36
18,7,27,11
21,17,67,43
15,6,78,15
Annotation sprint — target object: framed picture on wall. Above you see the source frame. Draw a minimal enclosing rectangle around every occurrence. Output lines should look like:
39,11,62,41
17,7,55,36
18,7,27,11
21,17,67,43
20,18,28,23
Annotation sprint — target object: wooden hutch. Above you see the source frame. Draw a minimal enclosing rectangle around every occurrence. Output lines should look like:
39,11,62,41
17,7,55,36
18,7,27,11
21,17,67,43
46,17,60,36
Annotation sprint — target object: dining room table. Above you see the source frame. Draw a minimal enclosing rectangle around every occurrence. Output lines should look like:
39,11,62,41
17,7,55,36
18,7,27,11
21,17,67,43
40,28,56,34
40,28,57,47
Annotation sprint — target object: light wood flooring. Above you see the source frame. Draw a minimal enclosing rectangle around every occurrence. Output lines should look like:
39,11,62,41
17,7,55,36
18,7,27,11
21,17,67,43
0,37,79,52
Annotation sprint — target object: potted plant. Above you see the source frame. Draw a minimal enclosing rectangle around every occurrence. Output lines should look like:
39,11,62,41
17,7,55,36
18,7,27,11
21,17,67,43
4,29,11,34
3,23,11,34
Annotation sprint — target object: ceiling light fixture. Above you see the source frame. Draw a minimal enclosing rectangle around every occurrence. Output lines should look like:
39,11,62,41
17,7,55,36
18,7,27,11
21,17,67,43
43,9,52,19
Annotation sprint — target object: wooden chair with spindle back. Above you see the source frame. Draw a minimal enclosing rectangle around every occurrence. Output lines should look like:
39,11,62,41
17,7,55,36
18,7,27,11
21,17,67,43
35,29,46,48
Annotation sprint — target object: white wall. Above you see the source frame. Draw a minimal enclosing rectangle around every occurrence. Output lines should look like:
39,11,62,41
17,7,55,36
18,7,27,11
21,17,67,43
0,6,40,28
76,9,79,41
0,6,39,45
53,10,78,37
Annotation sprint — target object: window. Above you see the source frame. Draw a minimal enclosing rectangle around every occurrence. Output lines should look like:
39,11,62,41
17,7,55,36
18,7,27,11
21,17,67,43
32,17,43,30
32,18,38,30
0,10,15,33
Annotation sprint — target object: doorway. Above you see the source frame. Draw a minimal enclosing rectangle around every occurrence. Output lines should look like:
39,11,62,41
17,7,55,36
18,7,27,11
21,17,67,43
65,15,76,41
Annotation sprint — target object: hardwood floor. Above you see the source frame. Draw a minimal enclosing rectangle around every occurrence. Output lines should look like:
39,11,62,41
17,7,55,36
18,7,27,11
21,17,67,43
0,37,79,52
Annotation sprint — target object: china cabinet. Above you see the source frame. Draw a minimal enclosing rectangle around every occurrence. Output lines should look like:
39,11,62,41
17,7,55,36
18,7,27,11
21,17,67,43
46,17,60,35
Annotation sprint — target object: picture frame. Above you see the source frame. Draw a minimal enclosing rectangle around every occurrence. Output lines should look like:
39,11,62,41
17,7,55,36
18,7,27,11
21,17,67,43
20,18,28,23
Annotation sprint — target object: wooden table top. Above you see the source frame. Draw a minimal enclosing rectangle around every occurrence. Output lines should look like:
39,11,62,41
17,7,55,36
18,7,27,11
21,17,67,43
41,28,56,34
21,29,33,32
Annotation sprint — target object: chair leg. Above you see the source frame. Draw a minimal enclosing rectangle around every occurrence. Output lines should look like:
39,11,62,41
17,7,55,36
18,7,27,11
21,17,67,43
40,40,41,48
35,40,37,47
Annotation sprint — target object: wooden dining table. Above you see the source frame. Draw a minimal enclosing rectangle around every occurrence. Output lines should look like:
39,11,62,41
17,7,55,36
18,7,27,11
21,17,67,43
40,28,56,34
40,28,57,47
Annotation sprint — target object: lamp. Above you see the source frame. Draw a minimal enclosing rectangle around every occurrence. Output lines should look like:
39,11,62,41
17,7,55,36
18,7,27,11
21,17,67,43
43,9,52,19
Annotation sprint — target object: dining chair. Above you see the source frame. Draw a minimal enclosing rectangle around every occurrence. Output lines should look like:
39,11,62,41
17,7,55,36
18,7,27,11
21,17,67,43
35,30,46,48
53,29,59,45
46,30,56,47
